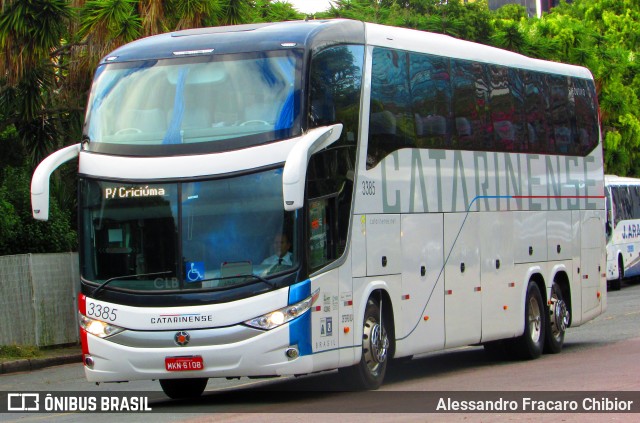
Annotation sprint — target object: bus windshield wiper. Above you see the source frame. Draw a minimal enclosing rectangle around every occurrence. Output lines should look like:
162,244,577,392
244,273,276,289
93,271,172,298
197,273,276,289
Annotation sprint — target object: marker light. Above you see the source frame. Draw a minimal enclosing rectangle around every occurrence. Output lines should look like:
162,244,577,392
79,313,124,338
245,288,320,330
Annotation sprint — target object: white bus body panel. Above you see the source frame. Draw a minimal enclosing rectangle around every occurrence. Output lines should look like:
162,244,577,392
581,210,607,321
365,214,401,276
547,211,573,261
397,213,445,356
444,212,481,347
79,137,299,179
479,211,520,342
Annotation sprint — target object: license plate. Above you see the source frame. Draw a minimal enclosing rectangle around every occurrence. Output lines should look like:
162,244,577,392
165,356,204,371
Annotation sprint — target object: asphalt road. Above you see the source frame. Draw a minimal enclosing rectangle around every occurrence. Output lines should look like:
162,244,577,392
2,280,639,422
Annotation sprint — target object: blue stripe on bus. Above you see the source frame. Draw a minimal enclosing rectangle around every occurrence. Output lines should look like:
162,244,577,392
288,279,312,356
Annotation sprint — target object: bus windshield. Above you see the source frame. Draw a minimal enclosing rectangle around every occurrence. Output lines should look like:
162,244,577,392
84,50,301,152
79,168,298,292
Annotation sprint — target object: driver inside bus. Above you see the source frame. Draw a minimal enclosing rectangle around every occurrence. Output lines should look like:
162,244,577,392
261,232,293,268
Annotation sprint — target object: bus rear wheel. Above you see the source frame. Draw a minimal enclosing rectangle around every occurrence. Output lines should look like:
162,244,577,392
339,299,389,390
510,280,545,360
544,281,568,354
159,378,208,399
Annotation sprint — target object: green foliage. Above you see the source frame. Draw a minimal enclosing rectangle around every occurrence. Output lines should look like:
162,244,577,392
0,166,77,255
0,344,41,360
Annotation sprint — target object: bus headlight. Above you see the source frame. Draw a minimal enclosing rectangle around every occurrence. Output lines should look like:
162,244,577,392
245,288,319,330
79,313,124,338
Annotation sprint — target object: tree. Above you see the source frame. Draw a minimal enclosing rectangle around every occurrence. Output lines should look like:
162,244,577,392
0,166,77,254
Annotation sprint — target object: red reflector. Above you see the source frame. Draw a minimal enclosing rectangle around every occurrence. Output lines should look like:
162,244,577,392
402,294,410,300
583,275,589,279
446,290,453,295
315,306,321,311
508,282,515,288
474,287,481,292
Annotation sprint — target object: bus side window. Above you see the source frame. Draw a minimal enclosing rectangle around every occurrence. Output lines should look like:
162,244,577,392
367,47,415,169
306,147,355,272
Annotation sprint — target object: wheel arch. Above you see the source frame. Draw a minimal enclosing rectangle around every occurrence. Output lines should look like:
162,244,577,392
356,284,397,361
527,271,547,304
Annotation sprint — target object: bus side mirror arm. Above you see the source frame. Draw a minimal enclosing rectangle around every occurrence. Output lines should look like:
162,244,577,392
282,124,343,211
31,143,81,221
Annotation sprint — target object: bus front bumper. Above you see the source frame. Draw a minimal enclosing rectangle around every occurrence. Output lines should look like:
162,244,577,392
82,323,313,382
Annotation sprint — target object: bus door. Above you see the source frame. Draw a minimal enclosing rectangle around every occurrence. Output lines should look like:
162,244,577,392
306,146,357,365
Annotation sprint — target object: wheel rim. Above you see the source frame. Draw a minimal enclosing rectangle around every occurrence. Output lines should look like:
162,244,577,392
550,291,568,340
528,295,542,343
363,316,389,375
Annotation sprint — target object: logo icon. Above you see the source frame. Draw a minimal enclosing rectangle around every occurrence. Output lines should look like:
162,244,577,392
174,331,190,346
7,393,40,411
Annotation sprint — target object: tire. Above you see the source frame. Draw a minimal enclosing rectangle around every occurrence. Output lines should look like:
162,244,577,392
159,378,208,399
544,281,568,354
510,281,545,360
609,259,623,291
483,340,510,360
339,299,389,390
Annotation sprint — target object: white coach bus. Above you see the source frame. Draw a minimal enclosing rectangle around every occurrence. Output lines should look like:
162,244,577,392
605,175,640,290
31,19,606,398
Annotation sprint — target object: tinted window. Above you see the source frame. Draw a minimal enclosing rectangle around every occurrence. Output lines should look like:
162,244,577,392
368,48,415,169
366,47,599,168
548,75,573,154
524,71,550,153
307,45,363,271
451,59,490,150
411,53,451,149
489,65,527,151
309,45,364,144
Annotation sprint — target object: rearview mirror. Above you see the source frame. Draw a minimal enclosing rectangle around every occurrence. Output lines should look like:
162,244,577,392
31,143,81,221
282,124,342,211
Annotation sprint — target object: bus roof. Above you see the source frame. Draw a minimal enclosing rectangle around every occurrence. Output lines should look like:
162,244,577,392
100,19,593,80
364,22,593,79
100,19,365,63
605,175,640,186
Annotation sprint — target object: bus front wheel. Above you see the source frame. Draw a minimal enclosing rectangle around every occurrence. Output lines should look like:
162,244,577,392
159,377,208,399
339,298,389,390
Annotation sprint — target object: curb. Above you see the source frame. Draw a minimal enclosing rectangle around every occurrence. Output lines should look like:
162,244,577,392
0,354,82,374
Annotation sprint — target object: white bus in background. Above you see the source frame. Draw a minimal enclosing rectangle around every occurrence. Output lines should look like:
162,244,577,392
605,175,640,290
31,19,606,398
